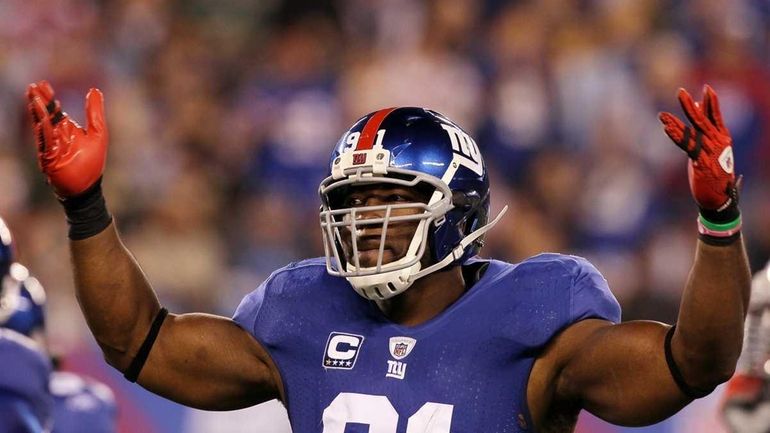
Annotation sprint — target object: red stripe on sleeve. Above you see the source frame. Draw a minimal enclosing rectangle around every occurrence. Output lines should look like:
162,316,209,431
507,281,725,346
356,107,397,150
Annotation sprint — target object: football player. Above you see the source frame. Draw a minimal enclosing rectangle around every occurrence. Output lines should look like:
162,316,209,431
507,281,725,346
26,80,750,432
0,221,47,346
722,261,770,433
0,329,52,433
0,216,117,433
49,369,117,433
0,217,53,433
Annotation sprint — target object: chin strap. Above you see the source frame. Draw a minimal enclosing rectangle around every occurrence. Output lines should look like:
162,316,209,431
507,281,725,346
410,206,508,282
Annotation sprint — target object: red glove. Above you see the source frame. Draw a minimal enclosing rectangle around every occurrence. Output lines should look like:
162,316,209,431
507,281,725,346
26,80,108,197
659,85,741,240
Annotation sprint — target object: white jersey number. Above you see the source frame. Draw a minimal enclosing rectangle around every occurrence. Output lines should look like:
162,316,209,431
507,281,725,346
322,392,453,433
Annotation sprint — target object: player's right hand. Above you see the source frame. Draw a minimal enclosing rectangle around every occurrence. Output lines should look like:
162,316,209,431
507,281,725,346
658,85,738,217
26,80,108,198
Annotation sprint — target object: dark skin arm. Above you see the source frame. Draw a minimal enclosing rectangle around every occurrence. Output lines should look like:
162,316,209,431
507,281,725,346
529,238,751,431
71,222,283,410
26,81,282,411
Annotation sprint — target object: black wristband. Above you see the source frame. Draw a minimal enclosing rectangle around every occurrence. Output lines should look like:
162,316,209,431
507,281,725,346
699,180,741,225
58,178,113,240
124,307,169,383
664,325,715,399
698,232,741,246
700,204,740,225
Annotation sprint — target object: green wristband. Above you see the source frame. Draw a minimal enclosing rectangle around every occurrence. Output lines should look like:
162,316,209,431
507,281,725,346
698,214,742,232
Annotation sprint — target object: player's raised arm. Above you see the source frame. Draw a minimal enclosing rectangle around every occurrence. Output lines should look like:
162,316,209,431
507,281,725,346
25,81,282,410
658,85,750,391
532,85,751,427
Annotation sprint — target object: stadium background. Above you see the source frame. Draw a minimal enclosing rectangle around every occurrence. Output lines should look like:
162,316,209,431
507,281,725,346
1,0,770,431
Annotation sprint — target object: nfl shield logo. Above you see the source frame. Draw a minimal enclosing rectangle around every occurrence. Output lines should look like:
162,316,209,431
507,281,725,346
388,336,416,360
393,343,408,358
353,153,367,165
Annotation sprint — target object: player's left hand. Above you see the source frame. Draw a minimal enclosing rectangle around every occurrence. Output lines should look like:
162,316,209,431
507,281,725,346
659,85,739,222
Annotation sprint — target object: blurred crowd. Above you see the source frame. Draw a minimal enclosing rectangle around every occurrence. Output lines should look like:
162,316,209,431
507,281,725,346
1,0,769,357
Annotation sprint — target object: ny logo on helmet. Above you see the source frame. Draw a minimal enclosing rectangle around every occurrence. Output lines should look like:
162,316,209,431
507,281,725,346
440,124,483,176
352,153,367,165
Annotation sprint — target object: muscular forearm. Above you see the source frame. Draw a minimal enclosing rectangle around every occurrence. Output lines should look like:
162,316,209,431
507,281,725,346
70,222,161,370
26,83,280,404
673,237,751,389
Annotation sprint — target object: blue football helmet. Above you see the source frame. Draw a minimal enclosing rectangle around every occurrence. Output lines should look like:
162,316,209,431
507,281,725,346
0,217,46,336
319,107,507,300
0,217,13,278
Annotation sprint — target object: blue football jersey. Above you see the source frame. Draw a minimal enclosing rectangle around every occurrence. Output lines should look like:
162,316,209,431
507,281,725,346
50,372,117,433
233,254,620,433
0,329,53,433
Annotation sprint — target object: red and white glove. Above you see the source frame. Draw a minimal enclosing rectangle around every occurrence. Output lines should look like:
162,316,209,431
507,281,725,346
659,85,741,243
26,80,108,198
26,80,112,239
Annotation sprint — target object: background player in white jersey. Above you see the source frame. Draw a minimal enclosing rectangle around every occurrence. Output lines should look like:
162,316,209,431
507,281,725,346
722,261,770,433
25,79,750,432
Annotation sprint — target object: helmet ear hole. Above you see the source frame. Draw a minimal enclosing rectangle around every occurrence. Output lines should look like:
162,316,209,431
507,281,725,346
468,206,489,234
451,191,488,235
459,192,489,254
452,191,479,210
466,209,488,251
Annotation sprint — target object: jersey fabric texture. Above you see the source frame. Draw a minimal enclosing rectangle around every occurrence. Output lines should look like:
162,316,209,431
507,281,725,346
233,254,621,433
0,329,52,433
50,371,117,433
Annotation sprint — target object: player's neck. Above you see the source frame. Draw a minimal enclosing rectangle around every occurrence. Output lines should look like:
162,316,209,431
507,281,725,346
374,266,466,326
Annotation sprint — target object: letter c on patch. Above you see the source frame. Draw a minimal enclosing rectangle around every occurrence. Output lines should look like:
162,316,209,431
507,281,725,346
328,335,360,360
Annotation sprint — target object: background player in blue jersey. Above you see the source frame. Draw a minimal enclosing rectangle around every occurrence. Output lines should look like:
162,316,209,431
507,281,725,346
0,215,117,433
0,329,52,433
49,370,117,433
25,80,750,432
0,216,53,433
0,227,47,347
